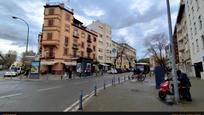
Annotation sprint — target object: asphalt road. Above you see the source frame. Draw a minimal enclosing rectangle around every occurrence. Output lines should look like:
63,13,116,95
0,70,7,78
0,73,131,112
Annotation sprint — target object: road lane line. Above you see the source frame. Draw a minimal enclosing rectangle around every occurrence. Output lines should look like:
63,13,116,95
37,86,61,92
63,94,89,112
0,93,23,99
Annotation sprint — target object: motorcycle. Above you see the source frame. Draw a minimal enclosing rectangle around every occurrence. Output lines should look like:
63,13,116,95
158,78,192,101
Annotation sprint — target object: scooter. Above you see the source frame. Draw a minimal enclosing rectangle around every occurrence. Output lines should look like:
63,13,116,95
158,78,174,101
158,78,192,102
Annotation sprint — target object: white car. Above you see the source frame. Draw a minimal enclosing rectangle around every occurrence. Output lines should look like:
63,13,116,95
4,70,18,77
107,68,118,74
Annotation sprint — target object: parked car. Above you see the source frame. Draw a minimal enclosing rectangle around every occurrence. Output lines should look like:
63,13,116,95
107,68,118,74
4,70,18,77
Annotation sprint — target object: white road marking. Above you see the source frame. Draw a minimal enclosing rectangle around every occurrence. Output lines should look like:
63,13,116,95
63,94,88,112
64,83,113,112
0,93,23,99
37,86,61,92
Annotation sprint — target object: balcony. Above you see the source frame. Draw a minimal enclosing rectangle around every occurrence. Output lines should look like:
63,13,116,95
73,31,79,38
72,44,78,50
87,39,92,43
41,40,59,47
178,44,185,52
87,48,92,53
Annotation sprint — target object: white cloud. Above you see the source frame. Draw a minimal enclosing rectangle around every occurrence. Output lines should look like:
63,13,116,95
130,0,152,14
83,7,105,17
0,39,25,55
74,14,93,26
14,0,44,27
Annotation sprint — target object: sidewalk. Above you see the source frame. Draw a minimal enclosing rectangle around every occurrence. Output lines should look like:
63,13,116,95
83,76,204,112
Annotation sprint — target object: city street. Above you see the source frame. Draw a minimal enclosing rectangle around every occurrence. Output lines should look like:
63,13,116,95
0,72,131,111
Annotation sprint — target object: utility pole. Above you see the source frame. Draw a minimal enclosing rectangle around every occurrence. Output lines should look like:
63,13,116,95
166,0,179,103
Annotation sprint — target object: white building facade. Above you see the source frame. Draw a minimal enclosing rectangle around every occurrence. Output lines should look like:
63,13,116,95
176,0,193,77
184,0,204,79
88,20,112,69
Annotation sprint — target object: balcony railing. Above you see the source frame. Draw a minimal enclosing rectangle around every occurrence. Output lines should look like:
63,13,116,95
41,40,59,46
73,31,79,38
72,44,78,50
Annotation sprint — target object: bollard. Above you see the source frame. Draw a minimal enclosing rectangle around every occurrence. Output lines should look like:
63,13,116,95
112,79,114,86
61,76,63,80
79,90,83,110
46,75,48,80
118,77,120,84
103,80,106,89
128,76,130,80
94,85,97,96
124,76,125,82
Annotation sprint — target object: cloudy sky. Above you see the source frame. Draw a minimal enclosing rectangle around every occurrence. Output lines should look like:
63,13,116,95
0,0,180,59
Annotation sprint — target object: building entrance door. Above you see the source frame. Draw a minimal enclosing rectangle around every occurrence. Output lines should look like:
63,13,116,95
194,62,203,78
48,65,52,74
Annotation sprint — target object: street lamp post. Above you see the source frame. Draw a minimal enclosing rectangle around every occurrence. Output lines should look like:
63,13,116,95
12,16,29,53
166,0,180,103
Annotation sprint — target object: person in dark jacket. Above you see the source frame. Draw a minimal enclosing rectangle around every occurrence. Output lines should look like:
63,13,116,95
177,70,192,101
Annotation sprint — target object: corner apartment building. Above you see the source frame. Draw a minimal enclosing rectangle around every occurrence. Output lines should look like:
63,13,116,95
183,0,204,79
39,3,97,74
175,0,193,76
87,21,112,70
112,41,136,69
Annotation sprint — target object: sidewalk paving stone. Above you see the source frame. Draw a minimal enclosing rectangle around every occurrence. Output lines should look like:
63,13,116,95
83,76,204,112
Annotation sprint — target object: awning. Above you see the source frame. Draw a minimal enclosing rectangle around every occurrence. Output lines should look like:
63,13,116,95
40,61,57,65
62,61,77,66
100,63,109,67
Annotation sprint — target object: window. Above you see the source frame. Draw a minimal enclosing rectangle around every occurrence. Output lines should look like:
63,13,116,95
99,34,103,38
64,37,68,46
194,22,197,35
47,33,52,40
81,51,84,57
81,42,84,48
192,43,195,54
64,48,68,56
195,0,200,11
73,50,77,57
93,46,96,51
93,54,96,59
199,15,202,30
93,37,96,42
196,39,199,52
49,8,54,15
65,24,70,32
99,56,103,60
81,32,85,38
202,35,204,49
48,19,54,26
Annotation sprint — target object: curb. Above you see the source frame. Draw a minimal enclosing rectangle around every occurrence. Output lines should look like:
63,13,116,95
64,79,125,112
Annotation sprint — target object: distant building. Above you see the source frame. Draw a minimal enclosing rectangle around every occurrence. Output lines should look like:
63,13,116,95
39,2,97,74
112,40,136,69
87,20,112,70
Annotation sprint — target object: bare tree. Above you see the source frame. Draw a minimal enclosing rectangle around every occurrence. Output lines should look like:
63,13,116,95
144,33,169,73
3,50,17,68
